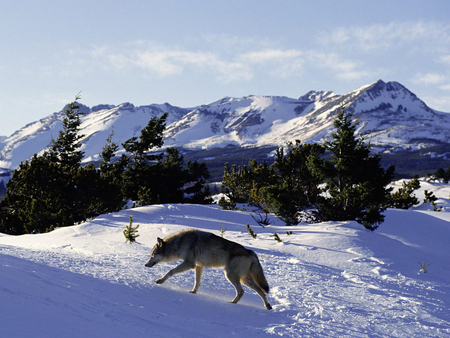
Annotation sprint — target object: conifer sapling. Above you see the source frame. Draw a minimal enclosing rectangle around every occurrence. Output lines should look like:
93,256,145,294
124,216,140,243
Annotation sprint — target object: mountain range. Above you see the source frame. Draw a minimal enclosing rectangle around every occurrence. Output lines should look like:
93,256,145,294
1,79,450,182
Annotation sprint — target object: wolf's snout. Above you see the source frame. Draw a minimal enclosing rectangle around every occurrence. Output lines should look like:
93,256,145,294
145,260,155,268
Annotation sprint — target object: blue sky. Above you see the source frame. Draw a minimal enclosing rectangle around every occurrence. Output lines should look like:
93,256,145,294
0,0,449,136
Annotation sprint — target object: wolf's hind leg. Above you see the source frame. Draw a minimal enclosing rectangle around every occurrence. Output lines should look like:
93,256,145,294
243,274,272,310
189,265,204,294
155,260,195,284
225,269,245,304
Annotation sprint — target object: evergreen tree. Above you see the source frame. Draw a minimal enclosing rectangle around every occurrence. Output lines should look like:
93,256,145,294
47,94,85,169
259,141,323,225
120,113,211,206
123,216,140,243
389,176,420,209
97,130,126,213
314,107,395,230
183,159,212,204
3,154,75,233
1,95,103,234
121,113,168,201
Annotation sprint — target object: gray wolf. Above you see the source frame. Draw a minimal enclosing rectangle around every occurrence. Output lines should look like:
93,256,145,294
145,229,272,310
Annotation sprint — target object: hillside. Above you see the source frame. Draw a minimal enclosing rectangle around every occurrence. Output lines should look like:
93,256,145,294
1,80,450,181
0,178,449,337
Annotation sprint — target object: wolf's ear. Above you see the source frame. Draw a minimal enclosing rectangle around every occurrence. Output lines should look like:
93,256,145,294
157,237,164,246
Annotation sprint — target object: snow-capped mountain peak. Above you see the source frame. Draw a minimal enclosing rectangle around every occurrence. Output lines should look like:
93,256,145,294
1,80,449,173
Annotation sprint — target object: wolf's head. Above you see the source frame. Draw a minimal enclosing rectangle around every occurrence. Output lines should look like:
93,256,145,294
145,237,165,268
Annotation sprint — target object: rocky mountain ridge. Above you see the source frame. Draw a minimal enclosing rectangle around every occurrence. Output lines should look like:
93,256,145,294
1,80,449,177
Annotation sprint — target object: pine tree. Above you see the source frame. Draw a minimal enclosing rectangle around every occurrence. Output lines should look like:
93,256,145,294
97,130,126,213
259,141,323,225
47,94,85,169
123,216,140,243
3,154,74,233
389,176,420,209
314,106,395,230
121,113,168,201
2,96,100,234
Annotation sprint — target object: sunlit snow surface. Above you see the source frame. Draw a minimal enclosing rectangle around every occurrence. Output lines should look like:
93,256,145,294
1,179,450,337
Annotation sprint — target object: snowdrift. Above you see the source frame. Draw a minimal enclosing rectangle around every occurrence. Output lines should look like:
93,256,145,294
0,181,449,337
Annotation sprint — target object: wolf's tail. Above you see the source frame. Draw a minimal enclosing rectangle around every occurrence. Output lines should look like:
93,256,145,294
249,251,270,293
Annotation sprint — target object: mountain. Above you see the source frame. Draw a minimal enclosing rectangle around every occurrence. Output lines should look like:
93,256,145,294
164,80,450,153
1,80,449,179
0,102,190,171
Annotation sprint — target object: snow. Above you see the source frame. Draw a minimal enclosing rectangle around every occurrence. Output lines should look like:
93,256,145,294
1,180,450,337
2,80,450,171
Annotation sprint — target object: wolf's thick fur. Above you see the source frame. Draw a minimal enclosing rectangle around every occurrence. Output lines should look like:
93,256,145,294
145,229,272,310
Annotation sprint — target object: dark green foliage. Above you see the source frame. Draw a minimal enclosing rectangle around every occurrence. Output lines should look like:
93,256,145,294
2,154,71,233
247,224,257,239
220,106,395,231
255,141,323,225
0,96,119,234
273,232,282,243
389,176,420,209
434,166,450,183
121,113,168,201
0,97,211,235
46,95,85,169
313,107,395,230
184,160,212,204
0,96,96,233
221,162,253,206
123,216,140,243
423,190,442,211
97,130,127,213
220,142,323,225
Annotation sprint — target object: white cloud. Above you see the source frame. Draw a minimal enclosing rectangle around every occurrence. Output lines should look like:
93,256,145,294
46,40,370,85
423,95,450,112
105,46,254,83
241,49,303,63
305,51,370,80
320,21,450,52
413,72,448,85
240,49,304,78
440,55,450,65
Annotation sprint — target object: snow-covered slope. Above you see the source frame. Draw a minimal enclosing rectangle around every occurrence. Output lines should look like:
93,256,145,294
0,102,189,170
164,80,450,151
1,80,449,173
0,179,449,337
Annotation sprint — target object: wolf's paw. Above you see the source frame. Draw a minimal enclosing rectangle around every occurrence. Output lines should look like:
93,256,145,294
188,290,197,294
155,278,165,284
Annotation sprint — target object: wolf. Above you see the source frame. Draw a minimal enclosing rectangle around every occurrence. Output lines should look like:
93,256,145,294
145,229,272,310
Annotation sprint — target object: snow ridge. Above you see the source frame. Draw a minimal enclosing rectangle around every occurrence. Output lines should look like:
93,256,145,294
0,179,449,337
1,79,449,172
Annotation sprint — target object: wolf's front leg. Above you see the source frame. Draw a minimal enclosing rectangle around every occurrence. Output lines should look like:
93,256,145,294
155,260,195,284
189,265,204,294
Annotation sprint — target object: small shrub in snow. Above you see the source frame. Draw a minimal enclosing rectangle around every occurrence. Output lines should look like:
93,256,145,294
247,224,257,239
219,222,227,237
273,232,282,243
424,190,443,212
123,216,140,244
418,261,431,273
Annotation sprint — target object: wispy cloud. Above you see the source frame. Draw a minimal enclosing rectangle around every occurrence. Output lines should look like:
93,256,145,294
96,43,253,82
240,49,304,77
305,52,370,80
36,38,372,85
413,72,448,85
319,21,450,52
